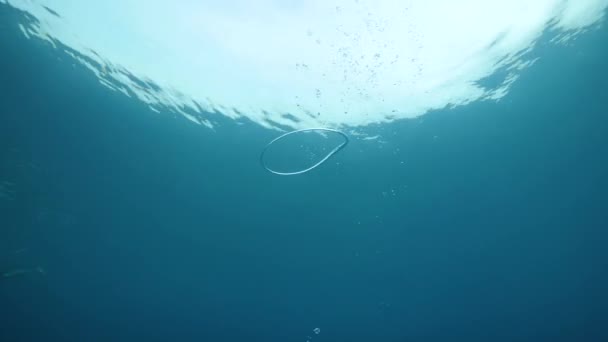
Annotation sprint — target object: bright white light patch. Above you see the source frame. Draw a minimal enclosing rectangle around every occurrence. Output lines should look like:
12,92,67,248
5,0,608,129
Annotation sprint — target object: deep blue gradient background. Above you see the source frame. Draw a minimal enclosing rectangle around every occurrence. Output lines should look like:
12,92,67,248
1,4,607,341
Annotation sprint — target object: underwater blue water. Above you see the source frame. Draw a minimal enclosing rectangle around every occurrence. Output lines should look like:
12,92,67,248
1,4,608,342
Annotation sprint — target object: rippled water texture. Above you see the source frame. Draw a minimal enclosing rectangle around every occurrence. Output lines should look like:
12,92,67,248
4,0,608,129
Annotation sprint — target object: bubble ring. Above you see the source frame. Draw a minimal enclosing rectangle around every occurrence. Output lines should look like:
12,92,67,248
260,128,349,176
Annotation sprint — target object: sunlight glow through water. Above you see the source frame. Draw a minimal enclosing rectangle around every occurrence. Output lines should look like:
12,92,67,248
4,0,608,130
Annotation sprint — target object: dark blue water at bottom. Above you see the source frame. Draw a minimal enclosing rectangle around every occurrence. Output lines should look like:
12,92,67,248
1,5,607,342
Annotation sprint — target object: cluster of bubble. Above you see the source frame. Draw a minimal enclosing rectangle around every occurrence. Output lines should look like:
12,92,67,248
305,327,321,342
293,1,425,123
